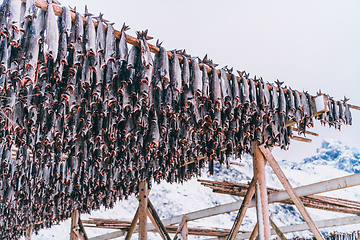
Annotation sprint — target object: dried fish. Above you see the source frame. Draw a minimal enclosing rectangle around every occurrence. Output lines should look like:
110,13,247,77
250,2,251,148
43,0,59,63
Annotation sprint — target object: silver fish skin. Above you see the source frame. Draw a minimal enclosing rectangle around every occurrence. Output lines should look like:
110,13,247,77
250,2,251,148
84,6,96,56
105,23,116,63
8,0,21,33
231,73,240,107
210,66,222,110
293,90,302,111
170,50,182,94
137,30,153,69
24,0,36,19
239,71,249,105
270,84,278,111
0,36,8,71
305,91,314,117
278,87,286,115
332,100,339,122
43,0,59,63
127,45,138,69
75,11,83,42
117,23,129,62
190,57,202,96
182,56,190,87
287,87,295,112
152,49,161,89
58,33,68,64
61,6,72,37
344,101,352,125
159,45,169,82
95,13,106,54
202,63,209,98
220,68,231,106
0,2,7,35
337,100,345,123
20,1,26,28
248,78,256,104
301,91,310,117
262,80,271,108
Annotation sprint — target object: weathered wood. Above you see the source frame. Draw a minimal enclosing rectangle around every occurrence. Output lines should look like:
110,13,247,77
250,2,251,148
147,199,171,240
173,215,187,240
125,207,139,240
227,178,256,240
25,224,33,240
182,219,189,240
258,145,324,240
269,216,287,240
249,223,258,240
71,210,80,240
252,142,271,240
93,173,360,240
139,180,148,240
235,215,360,239
148,208,165,239
292,128,319,136
78,218,89,240
289,135,312,143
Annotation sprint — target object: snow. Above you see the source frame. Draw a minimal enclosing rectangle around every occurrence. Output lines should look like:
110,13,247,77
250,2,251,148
28,139,360,239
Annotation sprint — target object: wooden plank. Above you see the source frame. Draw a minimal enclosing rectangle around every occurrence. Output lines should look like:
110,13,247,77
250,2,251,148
92,173,360,239
147,208,165,239
25,224,33,240
252,142,271,240
78,218,89,240
235,215,360,239
292,128,319,136
227,178,256,240
173,215,187,240
182,220,189,240
258,144,324,240
269,216,287,240
290,135,312,143
139,180,148,240
124,207,139,240
147,199,171,240
249,223,258,240
71,210,80,240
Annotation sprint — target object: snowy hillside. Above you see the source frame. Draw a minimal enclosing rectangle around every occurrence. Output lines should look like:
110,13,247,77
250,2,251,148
30,139,360,240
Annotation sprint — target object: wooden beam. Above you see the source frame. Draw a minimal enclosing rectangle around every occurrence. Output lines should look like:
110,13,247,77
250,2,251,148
173,215,187,240
249,223,258,240
125,207,139,240
182,220,189,240
71,210,80,240
147,199,171,240
78,218,89,240
235,215,360,239
25,224,33,240
290,135,312,143
226,178,256,240
269,216,287,240
292,128,319,136
139,180,148,240
258,145,324,240
92,173,360,240
252,142,271,240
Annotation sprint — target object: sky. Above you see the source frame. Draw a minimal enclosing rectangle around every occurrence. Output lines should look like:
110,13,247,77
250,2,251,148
16,0,360,162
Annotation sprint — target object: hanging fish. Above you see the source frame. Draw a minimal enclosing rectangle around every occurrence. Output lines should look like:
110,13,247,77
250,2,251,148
202,64,210,99
156,40,170,82
43,0,59,63
24,0,36,20
8,0,22,35
342,96,352,125
95,13,106,57
190,57,202,96
137,29,153,69
61,6,72,37
220,67,232,108
105,22,116,64
238,70,249,105
170,50,182,103
84,5,96,56
117,23,129,62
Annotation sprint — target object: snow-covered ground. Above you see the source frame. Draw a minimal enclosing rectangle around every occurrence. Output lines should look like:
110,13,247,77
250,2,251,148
29,139,360,239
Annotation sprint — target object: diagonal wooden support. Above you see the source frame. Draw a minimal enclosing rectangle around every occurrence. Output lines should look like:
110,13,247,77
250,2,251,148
253,142,271,240
78,217,89,240
226,178,256,240
147,199,171,240
258,144,324,240
173,215,187,240
269,215,287,240
181,219,188,240
125,207,139,240
249,222,258,240
25,224,33,240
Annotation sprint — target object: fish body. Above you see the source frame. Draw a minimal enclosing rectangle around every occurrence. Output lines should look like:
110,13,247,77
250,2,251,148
105,23,116,63
8,0,22,33
238,71,249,105
117,23,129,62
127,45,138,69
210,67,222,110
43,0,59,63
201,64,209,98
220,68,231,106
24,0,36,19
137,30,153,69
95,13,106,55
190,57,202,96
84,6,96,56
61,6,72,37
157,42,169,82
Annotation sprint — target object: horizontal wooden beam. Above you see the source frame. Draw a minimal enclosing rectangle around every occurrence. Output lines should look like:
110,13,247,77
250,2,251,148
292,128,319,137
92,173,360,240
290,135,312,143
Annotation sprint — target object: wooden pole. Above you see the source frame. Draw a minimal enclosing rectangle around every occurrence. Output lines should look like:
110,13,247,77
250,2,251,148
25,224,33,240
139,180,148,240
258,145,324,240
226,178,256,240
147,199,171,240
173,215,187,240
70,210,80,240
269,216,287,240
125,207,139,240
181,219,188,240
249,223,259,240
78,218,89,240
252,142,271,240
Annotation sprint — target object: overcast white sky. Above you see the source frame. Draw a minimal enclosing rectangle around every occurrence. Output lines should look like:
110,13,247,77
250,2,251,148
26,0,360,161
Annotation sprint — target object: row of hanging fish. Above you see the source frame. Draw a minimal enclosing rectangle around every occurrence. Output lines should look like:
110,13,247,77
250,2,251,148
0,0,353,239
